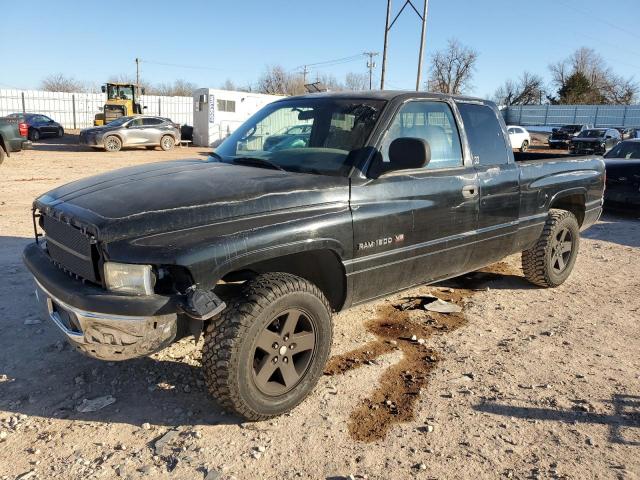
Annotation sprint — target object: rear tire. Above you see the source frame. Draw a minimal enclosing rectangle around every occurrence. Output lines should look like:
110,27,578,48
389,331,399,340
522,209,580,288
0,146,5,166
160,135,175,151
202,272,333,420
29,129,40,141
520,140,529,152
104,135,122,152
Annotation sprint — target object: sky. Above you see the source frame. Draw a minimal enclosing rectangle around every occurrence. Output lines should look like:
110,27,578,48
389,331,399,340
1,0,639,97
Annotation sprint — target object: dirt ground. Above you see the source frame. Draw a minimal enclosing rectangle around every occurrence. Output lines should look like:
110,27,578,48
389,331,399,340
0,134,639,480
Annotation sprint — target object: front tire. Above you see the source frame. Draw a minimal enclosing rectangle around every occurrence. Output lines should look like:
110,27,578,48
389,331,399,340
520,140,529,152
160,135,175,151
522,209,580,287
57,127,64,138
202,273,333,420
104,135,122,152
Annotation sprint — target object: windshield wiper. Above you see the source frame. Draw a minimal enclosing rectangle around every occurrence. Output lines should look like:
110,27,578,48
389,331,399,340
232,157,286,172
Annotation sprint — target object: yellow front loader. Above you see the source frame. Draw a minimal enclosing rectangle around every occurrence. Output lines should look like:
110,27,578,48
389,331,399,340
94,83,145,126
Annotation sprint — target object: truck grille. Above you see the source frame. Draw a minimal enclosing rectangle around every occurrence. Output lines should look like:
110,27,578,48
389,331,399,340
42,215,100,283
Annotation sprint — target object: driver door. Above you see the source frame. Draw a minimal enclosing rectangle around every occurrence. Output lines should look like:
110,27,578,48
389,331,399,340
349,99,479,303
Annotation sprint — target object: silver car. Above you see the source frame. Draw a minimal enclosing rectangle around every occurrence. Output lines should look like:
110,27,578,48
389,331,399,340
79,116,180,152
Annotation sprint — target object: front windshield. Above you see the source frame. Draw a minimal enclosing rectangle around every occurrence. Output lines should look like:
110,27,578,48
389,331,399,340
106,116,133,127
107,85,134,100
604,141,640,159
213,98,386,176
578,129,606,138
561,125,581,133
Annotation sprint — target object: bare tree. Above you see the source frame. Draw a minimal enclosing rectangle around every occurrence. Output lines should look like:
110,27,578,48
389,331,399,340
549,47,638,104
428,39,478,94
344,72,368,91
155,79,197,96
493,71,546,106
220,79,237,91
257,65,305,96
40,74,85,93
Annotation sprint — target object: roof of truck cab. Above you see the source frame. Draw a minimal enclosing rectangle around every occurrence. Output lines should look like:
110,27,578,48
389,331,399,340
277,90,490,104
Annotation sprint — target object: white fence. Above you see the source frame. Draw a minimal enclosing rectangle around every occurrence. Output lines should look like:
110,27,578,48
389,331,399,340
0,89,194,129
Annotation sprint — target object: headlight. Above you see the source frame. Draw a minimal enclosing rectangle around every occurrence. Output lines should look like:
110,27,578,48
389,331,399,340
104,262,155,295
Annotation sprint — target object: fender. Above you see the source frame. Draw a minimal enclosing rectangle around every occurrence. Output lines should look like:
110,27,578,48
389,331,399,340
0,133,9,158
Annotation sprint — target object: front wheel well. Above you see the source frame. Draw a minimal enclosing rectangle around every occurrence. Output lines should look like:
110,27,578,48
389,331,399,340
220,249,347,312
550,193,585,226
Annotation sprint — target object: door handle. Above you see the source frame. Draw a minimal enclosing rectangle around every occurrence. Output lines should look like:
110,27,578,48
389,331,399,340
462,185,478,198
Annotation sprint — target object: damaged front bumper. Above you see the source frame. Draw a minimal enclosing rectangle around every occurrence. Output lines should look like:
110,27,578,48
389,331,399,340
24,242,180,361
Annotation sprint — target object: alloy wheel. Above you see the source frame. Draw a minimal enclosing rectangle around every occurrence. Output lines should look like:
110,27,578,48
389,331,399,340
551,227,573,274
251,308,316,396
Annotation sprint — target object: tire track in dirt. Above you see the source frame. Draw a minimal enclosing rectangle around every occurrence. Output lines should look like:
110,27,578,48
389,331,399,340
324,262,521,442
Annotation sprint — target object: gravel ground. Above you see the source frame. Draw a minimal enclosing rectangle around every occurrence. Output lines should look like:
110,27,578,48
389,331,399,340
0,134,638,480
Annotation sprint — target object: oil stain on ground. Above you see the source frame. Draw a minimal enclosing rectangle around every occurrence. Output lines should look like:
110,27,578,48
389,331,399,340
324,262,522,443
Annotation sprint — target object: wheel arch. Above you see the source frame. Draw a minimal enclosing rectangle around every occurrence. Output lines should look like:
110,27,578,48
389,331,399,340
549,189,586,226
0,133,9,157
219,248,348,312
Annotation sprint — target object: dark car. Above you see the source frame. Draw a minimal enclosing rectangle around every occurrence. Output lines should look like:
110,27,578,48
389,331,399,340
603,139,640,208
8,113,64,141
24,91,604,420
569,128,620,155
548,124,592,149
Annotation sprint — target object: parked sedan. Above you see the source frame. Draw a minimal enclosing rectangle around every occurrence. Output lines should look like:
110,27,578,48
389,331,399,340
8,113,64,141
568,128,620,155
603,140,640,208
507,125,531,152
79,116,180,152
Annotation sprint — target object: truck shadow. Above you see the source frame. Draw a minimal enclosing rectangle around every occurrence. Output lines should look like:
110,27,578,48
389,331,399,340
473,394,640,446
582,212,640,248
30,132,87,152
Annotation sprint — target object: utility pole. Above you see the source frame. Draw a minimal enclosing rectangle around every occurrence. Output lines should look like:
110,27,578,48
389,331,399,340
301,65,309,84
380,0,392,90
380,0,429,91
364,51,379,90
135,57,140,85
415,0,429,91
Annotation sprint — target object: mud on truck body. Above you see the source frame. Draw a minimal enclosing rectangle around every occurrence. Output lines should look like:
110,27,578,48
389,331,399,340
24,91,605,420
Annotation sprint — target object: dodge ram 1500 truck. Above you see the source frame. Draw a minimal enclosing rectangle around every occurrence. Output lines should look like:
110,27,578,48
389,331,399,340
23,92,604,420
0,116,32,165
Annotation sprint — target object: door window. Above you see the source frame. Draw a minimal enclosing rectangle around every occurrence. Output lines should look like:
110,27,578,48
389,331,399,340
458,103,509,165
142,117,163,126
381,101,463,169
128,118,144,127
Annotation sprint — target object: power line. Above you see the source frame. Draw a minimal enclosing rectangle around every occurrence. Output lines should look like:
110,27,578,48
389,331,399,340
139,59,224,71
556,0,640,42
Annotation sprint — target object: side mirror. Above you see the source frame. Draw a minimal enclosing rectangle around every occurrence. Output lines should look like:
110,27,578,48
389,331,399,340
141,88,146,95
101,85,106,93
605,135,612,139
387,137,431,172
143,106,148,109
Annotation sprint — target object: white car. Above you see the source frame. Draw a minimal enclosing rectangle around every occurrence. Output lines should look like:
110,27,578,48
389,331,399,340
507,125,531,152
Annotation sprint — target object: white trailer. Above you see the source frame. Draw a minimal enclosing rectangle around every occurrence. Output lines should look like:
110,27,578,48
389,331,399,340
192,88,284,147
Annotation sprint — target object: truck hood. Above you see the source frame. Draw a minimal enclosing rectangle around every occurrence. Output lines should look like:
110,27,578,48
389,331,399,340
35,159,349,242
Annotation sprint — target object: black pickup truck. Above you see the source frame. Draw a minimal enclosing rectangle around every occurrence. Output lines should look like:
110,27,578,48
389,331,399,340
0,116,32,165
23,92,604,420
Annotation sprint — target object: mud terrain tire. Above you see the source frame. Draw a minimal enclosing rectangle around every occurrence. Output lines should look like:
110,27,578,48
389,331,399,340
522,209,580,287
202,273,332,420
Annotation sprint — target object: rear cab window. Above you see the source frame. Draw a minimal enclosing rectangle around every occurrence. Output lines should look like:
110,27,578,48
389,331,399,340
457,103,509,165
